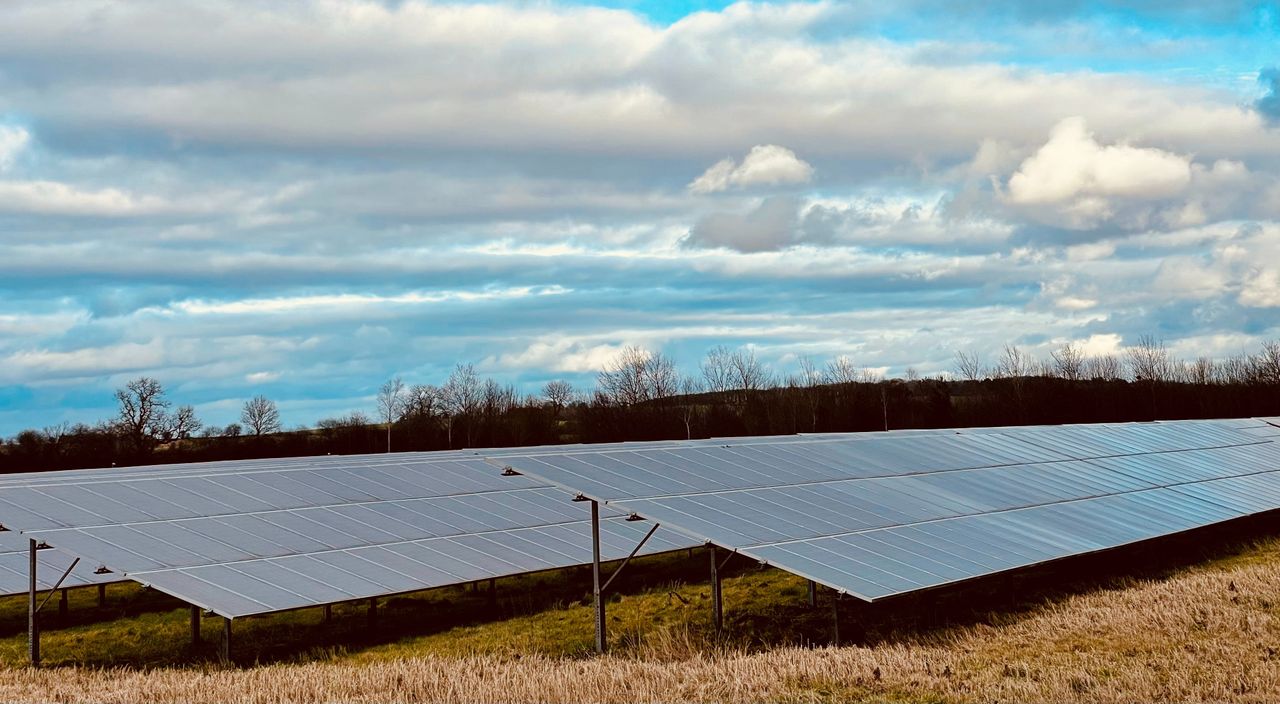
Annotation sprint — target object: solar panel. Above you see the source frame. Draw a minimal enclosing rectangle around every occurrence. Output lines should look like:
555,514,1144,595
495,419,1280,601
0,452,697,617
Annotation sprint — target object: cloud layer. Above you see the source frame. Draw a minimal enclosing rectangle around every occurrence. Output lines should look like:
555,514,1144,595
1,0,1279,434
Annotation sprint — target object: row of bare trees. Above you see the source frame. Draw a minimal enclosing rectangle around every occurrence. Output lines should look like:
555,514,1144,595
4,337,1280,472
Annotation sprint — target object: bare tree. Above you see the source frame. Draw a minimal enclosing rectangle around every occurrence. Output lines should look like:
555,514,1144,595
700,345,734,394
678,375,704,439
994,345,1031,378
170,405,202,440
115,377,169,455
440,364,481,447
377,376,406,453
401,384,439,419
953,351,986,381
1050,342,1084,381
241,395,282,436
543,380,574,416
1085,354,1123,381
1126,335,1171,382
729,346,772,392
597,346,678,405
1258,340,1280,384
824,356,860,385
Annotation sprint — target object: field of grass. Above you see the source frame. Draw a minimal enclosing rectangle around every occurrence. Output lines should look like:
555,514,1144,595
1,517,1279,702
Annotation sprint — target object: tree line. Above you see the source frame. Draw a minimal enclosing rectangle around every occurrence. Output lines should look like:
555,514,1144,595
3,336,1279,473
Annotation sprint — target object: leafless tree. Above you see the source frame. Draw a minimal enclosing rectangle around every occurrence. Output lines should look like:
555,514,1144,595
1185,357,1215,385
403,384,441,419
440,364,481,447
824,356,860,385
222,423,242,437
994,345,1031,378
170,405,202,440
1051,343,1084,381
377,376,406,453
953,351,986,381
598,346,678,405
115,377,169,455
678,376,704,439
1126,335,1172,382
729,346,772,392
1084,354,1123,381
1258,340,1280,384
701,345,734,394
241,395,281,436
543,380,574,416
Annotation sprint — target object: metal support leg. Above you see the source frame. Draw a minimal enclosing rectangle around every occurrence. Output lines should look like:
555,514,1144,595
59,588,68,622
98,583,106,608
591,500,605,654
219,618,232,665
323,604,332,622
367,598,377,625
487,578,496,605
832,593,841,647
28,539,39,668
808,580,817,608
190,605,201,645
709,545,723,633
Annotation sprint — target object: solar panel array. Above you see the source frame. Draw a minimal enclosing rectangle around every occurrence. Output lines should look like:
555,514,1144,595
0,452,694,617
495,418,1280,601
3,417,1280,619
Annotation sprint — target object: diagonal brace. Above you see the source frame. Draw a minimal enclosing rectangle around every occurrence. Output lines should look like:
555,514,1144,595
599,522,659,594
35,558,79,614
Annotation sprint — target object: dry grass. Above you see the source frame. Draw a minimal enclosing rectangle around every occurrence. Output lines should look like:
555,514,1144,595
2,535,1280,703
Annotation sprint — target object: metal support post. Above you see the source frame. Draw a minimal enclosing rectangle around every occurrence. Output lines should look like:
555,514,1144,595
219,618,232,665
98,583,106,608
591,499,605,654
190,605,201,645
58,588,68,622
367,597,377,625
807,580,817,608
28,539,38,668
709,545,723,633
323,604,332,622
487,577,496,605
832,593,841,647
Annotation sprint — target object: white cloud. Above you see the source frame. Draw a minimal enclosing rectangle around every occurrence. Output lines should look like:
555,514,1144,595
1004,117,1192,229
0,180,178,217
689,145,813,194
0,126,29,171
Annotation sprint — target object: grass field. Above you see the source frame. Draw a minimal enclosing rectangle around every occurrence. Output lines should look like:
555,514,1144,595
1,516,1279,702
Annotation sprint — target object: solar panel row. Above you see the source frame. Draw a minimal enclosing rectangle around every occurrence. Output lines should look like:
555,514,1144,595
495,419,1280,601
0,453,697,617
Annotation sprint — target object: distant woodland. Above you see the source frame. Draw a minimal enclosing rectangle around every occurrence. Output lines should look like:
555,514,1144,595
3,336,1279,474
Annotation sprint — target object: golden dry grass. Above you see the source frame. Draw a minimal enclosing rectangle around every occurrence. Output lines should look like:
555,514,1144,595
2,536,1279,703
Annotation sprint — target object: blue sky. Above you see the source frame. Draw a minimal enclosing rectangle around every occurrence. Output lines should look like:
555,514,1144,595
1,0,1279,435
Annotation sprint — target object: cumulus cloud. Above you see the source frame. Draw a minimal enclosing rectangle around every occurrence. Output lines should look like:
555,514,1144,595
1259,67,1280,125
684,196,803,251
688,145,814,194
1004,117,1192,229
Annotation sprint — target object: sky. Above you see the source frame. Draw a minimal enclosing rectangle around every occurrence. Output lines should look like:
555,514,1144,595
1,0,1279,435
